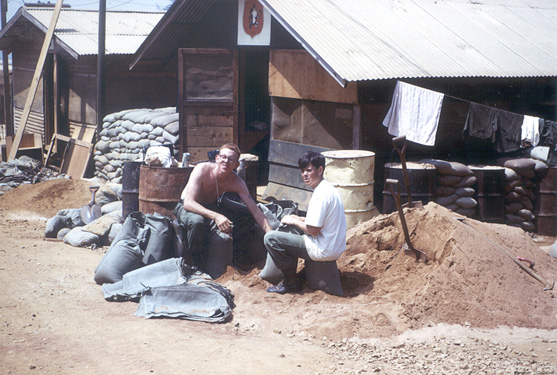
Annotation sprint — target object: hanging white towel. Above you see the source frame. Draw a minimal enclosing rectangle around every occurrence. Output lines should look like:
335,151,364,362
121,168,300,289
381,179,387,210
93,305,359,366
521,115,541,147
382,81,445,146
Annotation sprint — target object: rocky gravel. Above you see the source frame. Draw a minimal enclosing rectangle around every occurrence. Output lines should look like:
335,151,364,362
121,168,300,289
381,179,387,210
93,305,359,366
322,331,557,374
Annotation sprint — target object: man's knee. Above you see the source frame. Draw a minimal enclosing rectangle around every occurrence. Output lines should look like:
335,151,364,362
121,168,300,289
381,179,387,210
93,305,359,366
263,230,280,250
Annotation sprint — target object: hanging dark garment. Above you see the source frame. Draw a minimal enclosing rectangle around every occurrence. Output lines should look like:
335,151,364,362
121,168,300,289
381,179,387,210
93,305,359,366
463,103,498,141
540,120,557,166
495,109,523,153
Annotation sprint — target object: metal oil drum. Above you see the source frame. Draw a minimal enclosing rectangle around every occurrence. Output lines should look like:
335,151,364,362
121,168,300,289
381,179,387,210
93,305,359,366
138,165,194,219
322,150,378,230
469,165,505,223
535,166,557,236
382,162,437,214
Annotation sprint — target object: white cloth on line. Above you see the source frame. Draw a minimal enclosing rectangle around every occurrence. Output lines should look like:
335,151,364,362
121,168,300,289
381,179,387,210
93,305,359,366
521,115,541,147
382,81,445,146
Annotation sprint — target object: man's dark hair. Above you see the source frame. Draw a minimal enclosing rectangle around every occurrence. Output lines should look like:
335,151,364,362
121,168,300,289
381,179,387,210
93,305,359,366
298,151,325,171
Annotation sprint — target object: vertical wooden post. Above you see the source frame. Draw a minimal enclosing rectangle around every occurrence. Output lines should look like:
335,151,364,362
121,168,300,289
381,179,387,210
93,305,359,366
1,0,12,136
95,0,106,144
7,0,64,160
352,104,362,150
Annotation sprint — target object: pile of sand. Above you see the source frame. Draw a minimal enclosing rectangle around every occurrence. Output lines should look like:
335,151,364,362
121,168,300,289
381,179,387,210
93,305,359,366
338,202,556,330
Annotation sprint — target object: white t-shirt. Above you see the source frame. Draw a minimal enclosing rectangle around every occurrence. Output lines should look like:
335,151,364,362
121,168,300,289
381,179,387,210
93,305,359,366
303,179,347,261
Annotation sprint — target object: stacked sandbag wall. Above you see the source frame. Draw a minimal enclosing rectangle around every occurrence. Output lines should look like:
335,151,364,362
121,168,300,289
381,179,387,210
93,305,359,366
499,158,548,233
94,108,179,184
422,160,478,217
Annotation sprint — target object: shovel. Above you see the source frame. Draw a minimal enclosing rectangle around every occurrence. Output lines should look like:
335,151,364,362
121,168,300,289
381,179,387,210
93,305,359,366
81,186,102,224
387,178,427,263
392,135,423,209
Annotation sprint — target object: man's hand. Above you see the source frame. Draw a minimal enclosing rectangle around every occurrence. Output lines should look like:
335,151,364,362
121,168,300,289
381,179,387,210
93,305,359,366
280,214,303,226
281,214,321,237
215,213,233,235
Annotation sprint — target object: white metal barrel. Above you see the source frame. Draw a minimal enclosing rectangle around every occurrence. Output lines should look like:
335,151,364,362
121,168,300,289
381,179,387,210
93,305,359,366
321,150,378,229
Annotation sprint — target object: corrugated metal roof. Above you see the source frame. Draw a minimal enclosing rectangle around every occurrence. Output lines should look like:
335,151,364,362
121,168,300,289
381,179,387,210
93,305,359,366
129,0,216,69
260,0,557,84
6,8,164,56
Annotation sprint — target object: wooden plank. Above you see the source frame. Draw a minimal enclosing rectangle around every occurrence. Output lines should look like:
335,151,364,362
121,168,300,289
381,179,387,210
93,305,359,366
269,49,358,104
183,106,235,126
58,136,93,179
8,0,64,160
270,96,303,143
268,139,333,166
186,126,233,147
301,100,353,149
268,163,309,191
262,182,312,212
187,146,220,163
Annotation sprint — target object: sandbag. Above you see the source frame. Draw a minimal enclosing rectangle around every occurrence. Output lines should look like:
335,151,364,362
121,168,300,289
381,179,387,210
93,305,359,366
56,208,85,228
505,214,524,224
94,212,149,284
435,194,458,206
64,227,100,247
142,213,174,265
454,175,477,188
203,227,233,279
516,209,535,221
436,185,456,197
437,174,462,186
57,227,72,240
503,158,536,171
455,187,475,197
505,202,523,214
504,167,520,181
45,215,70,238
520,221,536,232
304,260,343,297
455,197,477,209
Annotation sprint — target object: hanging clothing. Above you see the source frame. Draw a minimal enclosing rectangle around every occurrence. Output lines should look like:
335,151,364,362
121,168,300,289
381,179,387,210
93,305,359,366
382,81,445,146
463,102,498,141
541,120,557,166
521,115,541,147
496,109,523,153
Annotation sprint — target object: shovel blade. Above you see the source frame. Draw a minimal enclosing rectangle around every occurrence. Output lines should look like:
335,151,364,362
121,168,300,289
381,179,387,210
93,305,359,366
81,205,102,224
402,200,423,209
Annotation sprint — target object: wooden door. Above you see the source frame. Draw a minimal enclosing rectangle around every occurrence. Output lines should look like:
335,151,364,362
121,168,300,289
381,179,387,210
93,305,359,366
178,48,238,162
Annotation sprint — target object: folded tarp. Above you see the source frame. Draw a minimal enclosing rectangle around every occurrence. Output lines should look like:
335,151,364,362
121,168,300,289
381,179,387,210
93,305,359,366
102,258,234,323
135,284,231,323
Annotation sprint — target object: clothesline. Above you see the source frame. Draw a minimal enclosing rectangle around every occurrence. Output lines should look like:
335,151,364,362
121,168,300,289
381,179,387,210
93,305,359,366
382,81,553,153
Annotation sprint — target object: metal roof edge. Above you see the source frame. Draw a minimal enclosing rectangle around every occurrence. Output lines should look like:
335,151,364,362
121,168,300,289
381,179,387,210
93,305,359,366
128,1,184,70
259,0,347,88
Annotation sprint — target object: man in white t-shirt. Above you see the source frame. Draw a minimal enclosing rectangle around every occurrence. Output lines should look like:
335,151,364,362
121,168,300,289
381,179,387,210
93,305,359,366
264,151,347,294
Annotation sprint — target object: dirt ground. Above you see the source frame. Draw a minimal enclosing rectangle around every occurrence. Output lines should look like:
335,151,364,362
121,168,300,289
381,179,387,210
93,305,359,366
0,178,556,374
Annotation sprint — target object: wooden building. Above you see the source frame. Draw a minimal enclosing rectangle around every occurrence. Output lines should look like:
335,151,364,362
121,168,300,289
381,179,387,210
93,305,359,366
128,0,557,210
0,7,176,153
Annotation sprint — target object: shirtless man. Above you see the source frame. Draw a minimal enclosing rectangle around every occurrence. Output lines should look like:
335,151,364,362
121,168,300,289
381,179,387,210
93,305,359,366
174,143,272,269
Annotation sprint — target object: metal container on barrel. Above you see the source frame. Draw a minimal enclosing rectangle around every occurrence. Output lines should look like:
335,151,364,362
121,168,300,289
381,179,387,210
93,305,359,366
121,161,144,219
138,165,194,219
382,162,437,214
322,150,378,230
535,166,557,236
469,165,505,223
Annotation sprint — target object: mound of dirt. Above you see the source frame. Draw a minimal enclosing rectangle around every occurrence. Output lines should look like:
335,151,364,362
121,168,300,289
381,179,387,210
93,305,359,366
0,178,96,218
338,202,556,331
